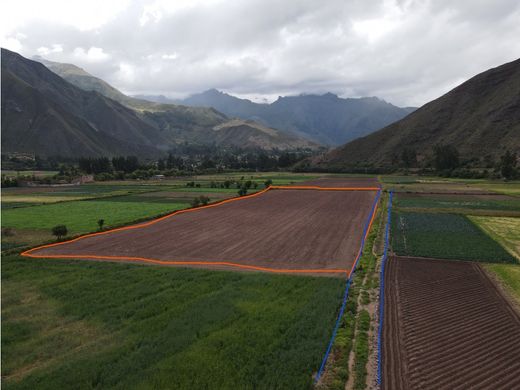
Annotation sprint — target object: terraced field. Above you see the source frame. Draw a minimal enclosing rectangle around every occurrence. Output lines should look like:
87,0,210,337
382,256,520,390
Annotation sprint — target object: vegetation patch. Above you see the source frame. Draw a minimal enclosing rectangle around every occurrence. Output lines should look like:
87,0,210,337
391,211,516,263
394,194,520,212
1,197,190,236
469,216,520,260
484,264,520,305
2,255,344,389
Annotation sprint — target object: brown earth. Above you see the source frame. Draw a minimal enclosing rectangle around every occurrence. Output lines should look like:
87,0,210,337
28,186,378,273
382,256,520,390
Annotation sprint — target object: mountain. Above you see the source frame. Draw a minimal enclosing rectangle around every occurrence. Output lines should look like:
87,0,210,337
2,49,165,158
315,58,520,170
39,57,318,151
3,50,316,157
210,119,318,150
179,89,415,145
131,94,178,105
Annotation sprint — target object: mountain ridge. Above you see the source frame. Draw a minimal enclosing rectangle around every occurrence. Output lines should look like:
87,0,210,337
314,58,520,169
178,89,415,145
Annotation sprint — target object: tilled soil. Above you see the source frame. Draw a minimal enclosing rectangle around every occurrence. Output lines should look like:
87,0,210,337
28,187,378,273
382,256,520,390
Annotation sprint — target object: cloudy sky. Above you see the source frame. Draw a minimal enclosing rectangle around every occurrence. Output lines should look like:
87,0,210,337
2,0,519,106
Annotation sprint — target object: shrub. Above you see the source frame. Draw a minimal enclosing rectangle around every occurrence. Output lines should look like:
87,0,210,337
51,225,68,240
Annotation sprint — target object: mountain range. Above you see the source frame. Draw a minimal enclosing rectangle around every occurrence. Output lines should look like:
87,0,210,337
2,49,317,157
315,58,520,170
173,89,415,146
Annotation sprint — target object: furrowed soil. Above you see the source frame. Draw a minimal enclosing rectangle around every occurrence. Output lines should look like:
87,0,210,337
27,183,378,273
382,256,520,390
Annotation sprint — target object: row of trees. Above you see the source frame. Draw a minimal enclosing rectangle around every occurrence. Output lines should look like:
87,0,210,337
394,145,517,180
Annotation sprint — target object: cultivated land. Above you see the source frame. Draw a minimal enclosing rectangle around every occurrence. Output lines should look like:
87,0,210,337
1,255,344,389
25,180,379,273
390,210,516,263
382,256,520,390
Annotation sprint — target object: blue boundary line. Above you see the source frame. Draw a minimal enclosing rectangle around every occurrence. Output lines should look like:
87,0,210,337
377,191,393,387
314,189,381,384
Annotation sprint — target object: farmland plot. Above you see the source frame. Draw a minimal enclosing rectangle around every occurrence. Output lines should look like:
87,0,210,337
382,256,520,390
391,211,516,263
24,186,379,273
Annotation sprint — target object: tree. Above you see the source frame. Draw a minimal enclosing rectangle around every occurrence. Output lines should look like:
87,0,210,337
238,186,248,196
157,159,165,171
264,179,273,188
500,150,517,180
52,225,68,240
199,195,210,205
97,219,105,231
433,144,459,171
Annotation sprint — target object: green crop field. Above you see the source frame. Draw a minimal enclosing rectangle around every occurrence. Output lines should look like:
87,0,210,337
484,264,520,304
1,197,189,240
394,194,520,212
1,255,344,389
469,216,520,259
391,211,517,263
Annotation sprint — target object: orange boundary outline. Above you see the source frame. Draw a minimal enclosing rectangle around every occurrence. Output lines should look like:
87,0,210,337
21,186,380,275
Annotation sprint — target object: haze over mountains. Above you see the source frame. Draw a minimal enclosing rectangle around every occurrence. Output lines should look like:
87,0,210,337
316,58,520,170
173,89,415,146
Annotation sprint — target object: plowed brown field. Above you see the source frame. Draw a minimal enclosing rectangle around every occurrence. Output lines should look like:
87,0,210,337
24,182,379,274
383,256,520,390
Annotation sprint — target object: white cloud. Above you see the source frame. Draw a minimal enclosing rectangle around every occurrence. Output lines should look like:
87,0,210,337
37,44,63,55
2,0,520,106
72,46,110,62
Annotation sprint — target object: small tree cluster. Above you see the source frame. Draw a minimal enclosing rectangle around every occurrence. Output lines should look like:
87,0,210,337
191,195,210,208
52,225,68,240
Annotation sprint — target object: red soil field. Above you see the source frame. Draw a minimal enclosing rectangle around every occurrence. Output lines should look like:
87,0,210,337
383,256,520,390
24,184,379,274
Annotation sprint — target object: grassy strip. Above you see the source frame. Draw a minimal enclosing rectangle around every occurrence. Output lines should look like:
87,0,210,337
316,192,383,389
2,255,344,389
394,195,520,212
353,310,370,390
484,264,520,305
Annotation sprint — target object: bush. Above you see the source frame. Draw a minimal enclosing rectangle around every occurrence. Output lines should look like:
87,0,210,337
51,225,68,240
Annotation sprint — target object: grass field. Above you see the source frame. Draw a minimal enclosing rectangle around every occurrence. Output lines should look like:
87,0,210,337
391,211,517,263
484,264,520,304
1,197,190,247
469,216,520,259
394,195,520,212
2,255,344,389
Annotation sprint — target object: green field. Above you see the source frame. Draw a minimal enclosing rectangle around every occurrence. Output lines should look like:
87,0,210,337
469,216,520,259
484,264,520,304
2,255,344,389
391,211,517,263
394,194,520,212
1,197,190,245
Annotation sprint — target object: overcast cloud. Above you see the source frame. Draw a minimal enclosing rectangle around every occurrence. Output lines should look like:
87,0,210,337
2,0,519,106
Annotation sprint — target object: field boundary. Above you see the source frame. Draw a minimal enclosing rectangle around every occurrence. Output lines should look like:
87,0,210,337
377,191,393,386
314,189,381,382
21,185,380,275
